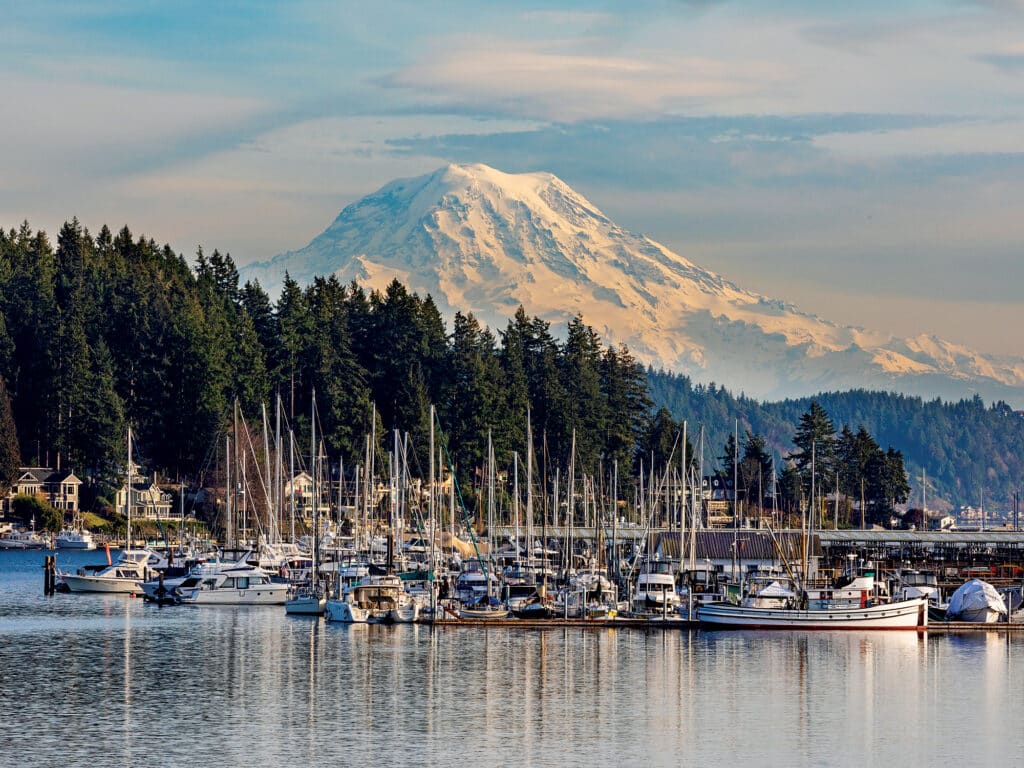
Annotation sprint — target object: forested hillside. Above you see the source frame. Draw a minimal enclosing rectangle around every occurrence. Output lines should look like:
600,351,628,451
648,370,1024,508
0,221,652,505
0,219,1017,513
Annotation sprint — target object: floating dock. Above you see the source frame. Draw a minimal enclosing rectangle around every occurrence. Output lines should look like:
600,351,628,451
428,617,1024,632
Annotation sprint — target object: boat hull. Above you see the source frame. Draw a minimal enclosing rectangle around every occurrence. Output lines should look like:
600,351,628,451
55,537,96,550
62,574,142,594
951,608,1003,623
387,603,421,623
0,539,48,550
285,595,327,615
324,599,370,623
697,598,928,630
459,607,511,620
177,585,289,605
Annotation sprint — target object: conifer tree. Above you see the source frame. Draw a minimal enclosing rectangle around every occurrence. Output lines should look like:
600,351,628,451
788,400,837,488
561,315,606,474
0,376,20,495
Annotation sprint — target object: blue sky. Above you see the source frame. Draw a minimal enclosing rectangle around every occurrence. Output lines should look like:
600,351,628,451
2,1,1024,354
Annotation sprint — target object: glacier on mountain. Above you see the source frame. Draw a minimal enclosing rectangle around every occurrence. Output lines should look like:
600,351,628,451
241,163,1024,404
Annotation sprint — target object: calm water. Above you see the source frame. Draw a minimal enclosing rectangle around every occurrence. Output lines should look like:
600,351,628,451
2,550,1022,768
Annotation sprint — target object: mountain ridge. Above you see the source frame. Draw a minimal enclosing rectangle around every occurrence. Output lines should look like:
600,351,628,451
242,162,1024,405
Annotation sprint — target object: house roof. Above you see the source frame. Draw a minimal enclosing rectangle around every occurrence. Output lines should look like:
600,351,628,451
16,467,81,485
17,468,51,483
653,530,822,561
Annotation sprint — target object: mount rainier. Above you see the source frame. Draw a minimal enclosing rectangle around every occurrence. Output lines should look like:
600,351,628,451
242,163,1024,404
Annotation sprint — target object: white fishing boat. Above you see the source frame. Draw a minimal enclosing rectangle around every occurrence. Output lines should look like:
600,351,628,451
61,549,154,594
697,596,928,630
174,564,289,605
54,527,95,550
945,579,1007,623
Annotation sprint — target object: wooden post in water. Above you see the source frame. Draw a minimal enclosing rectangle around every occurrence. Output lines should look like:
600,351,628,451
43,555,56,596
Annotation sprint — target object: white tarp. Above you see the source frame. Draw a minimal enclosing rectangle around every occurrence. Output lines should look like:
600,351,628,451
946,579,1007,622
756,580,796,598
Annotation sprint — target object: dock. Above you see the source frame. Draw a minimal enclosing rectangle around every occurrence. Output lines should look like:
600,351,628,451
429,617,694,629
428,617,1024,632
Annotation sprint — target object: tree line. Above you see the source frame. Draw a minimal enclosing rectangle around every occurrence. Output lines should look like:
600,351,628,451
0,221,655,508
0,218,1000,521
649,370,1024,509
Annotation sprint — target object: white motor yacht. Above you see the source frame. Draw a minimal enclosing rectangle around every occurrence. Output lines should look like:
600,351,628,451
61,549,155,594
0,518,50,550
139,553,247,602
632,560,681,614
174,564,289,605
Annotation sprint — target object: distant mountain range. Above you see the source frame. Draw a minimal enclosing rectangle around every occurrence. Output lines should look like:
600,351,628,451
242,163,1024,405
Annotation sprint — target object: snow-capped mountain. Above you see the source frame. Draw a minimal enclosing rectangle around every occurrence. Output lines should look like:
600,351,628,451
242,163,1024,404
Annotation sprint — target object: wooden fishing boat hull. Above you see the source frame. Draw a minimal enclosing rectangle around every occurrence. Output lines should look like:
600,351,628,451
459,607,511,620
697,597,928,630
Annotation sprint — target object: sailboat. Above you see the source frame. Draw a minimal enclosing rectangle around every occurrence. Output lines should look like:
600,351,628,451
62,428,156,594
286,394,327,616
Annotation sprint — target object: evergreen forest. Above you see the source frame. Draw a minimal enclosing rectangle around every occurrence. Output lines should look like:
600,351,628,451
0,220,1019,522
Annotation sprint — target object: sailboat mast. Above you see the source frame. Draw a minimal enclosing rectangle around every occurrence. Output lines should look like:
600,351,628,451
568,429,575,577
429,404,436,610
310,390,317,583
513,451,520,569
275,393,282,542
679,420,687,577
225,434,233,550
526,409,534,568
126,427,133,549
612,458,618,579
289,428,295,544
262,403,274,544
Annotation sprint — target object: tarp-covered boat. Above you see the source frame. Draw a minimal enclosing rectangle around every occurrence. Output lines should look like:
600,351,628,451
945,579,1007,623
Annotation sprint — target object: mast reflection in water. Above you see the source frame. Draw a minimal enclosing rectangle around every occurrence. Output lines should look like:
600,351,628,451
2,551,1023,767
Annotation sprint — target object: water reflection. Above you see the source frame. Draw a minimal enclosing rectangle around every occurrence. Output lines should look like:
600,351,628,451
2,551,1023,768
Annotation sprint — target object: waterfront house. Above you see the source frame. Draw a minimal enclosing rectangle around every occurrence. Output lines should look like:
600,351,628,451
284,471,315,515
115,476,173,520
2,467,82,515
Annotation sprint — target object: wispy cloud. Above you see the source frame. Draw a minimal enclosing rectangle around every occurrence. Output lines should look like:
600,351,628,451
381,38,788,122
978,49,1024,71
